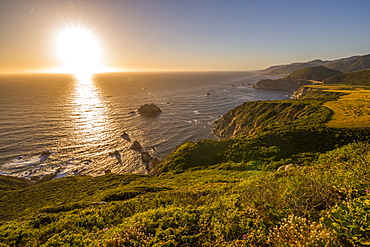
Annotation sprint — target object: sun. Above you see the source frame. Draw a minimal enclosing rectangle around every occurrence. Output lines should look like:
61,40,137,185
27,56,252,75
56,27,102,74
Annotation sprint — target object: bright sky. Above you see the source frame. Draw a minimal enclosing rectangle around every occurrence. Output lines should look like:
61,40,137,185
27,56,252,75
1,0,369,73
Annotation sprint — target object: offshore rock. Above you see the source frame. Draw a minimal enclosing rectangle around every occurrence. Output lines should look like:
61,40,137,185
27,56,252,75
121,132,131,141
130,141,142,151
138,103,162,117
141,152,152,164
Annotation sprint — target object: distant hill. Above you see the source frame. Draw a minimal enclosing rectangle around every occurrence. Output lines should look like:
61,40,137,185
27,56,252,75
323,69,370,86
253,66,342,91
261,59,327,76
261,54,370,76
287,66,343,81
325,54,370,72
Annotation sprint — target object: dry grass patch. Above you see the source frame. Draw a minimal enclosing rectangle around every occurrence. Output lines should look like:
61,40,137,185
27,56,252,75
321,86,370,128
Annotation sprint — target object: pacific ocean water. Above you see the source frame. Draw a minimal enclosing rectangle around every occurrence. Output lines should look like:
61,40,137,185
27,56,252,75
0,71,287,179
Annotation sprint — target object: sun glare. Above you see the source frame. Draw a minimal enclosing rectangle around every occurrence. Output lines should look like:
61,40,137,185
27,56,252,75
56,27,102,74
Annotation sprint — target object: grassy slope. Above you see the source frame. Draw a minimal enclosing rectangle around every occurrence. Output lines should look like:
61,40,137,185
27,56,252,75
1,143,370,246
303,84,370,128
323,87,370,128
0,175,33,191
323,69,370,86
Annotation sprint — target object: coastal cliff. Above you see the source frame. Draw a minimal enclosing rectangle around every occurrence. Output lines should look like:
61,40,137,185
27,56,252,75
253,78,315,91
213,100,330,140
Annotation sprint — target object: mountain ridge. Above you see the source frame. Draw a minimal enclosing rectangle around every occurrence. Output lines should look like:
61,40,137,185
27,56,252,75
261,54,370,76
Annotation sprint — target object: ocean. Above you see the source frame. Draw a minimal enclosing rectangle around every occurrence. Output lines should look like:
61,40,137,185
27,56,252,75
0,71,288,179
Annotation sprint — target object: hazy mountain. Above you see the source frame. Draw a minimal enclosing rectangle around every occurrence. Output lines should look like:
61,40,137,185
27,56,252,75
261,54,370,76
325,54,370,72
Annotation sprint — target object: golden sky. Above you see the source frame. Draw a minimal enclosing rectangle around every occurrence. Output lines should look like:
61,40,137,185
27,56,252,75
1,0,370,73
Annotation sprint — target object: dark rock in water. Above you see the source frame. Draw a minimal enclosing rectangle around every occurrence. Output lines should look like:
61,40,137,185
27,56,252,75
39,151,51,157
109,150,120,157
108,151,122,164
39,151,52,163
121,132,131,141
205,93,210,96
141,152,152,164
129,111,136,114
130,141,142,151
104,169,111,174
81,159,93,165
137,103,162,117
44,168,61,182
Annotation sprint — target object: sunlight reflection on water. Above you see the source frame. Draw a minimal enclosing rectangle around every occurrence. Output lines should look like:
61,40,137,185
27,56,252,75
70,73,111,144
67,73,148,176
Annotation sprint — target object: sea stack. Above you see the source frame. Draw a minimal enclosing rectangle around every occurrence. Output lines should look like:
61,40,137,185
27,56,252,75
137,103,162,117
130,141,142,151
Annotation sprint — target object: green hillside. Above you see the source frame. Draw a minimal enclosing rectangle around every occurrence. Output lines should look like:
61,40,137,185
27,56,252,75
261,59,326,76
323,69,370,86
1,142,370,246
287,66,342,81
213,99,331,139
0,175,33,191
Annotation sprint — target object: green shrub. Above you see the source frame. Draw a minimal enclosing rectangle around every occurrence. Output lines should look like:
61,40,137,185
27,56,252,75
322,196,370,246
268,215,336,246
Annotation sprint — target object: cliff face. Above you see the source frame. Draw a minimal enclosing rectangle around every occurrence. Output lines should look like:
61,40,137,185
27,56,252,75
253,78,314,91
292,86,316,99
213,100,330,140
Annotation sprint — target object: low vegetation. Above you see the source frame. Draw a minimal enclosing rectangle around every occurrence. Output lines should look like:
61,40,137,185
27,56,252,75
1,142,370,246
